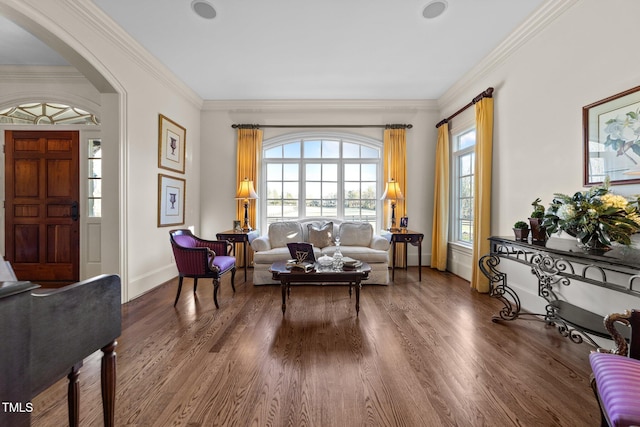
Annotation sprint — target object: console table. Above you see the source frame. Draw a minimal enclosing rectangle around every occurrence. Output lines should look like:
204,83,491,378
478,236,639,347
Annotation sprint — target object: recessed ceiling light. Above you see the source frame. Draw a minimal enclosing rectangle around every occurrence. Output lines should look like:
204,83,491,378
192,0,216,19
423,0,448,19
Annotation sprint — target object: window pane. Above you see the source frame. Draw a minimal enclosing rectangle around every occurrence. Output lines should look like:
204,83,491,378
322,182,337,199
267,201,282,217
323,164,337,180
267,181,282,199
88,199,101,218
460,176,472,198
265,146,282,158
361,164,376,181
344,163,359,180
89,139,101,158
343,142,359,158
283,142,300,158
361,146,378,158
304,140,321,158
460,198,473,219
362,182,376,200
306,182,321,198
89,179,101,197
267,163,282,180
282,182,298,198
283,200,298,217
283,164,298,180
458,129,476,150
322,140,339,158
306,163,321,181
460,219,473,243
89,159,101,178
460,153,473,176
345,182,360,199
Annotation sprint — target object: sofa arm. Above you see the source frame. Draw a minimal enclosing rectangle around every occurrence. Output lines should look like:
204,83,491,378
251,236,271,252
371,235,391,251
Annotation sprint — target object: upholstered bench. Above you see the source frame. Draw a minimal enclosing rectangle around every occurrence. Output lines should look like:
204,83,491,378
590,309,640,427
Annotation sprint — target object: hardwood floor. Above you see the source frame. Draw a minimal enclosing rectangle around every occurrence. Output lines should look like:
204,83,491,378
32,268,602,426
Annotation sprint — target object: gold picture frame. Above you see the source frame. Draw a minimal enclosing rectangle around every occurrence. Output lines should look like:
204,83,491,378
158,174,186,227
158,114,186,173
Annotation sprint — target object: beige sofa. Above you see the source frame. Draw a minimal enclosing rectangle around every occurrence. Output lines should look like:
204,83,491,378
250,218,390,285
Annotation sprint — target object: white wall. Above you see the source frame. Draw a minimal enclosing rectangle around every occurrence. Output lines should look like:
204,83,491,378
439,0,640,313
200,100,439,267
0,0,203,300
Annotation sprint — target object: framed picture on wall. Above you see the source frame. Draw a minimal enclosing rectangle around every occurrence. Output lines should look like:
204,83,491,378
583,85,640,186
158,174,185,227
158,114,186,173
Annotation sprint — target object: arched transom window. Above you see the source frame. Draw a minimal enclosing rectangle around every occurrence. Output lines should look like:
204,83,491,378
261,132,383,230
0,102,99,125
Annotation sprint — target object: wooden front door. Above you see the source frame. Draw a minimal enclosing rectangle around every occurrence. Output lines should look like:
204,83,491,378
5,130,80,286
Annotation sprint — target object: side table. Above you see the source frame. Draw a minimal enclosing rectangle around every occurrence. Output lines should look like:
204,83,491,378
389,230,424,282
216,230,259,282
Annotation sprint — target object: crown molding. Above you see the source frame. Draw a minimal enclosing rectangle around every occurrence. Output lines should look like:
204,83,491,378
438,0,579,109
0,65,87,82
202,99,439,113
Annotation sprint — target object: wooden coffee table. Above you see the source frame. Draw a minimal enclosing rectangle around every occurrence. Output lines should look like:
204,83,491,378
270,261,371,315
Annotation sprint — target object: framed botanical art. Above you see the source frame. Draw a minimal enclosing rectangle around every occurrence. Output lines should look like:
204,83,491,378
583,85,640,185
158,114,186,173
158,174,185,227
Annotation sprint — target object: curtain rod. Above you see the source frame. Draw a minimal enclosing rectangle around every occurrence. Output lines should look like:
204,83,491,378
231,124,413,129
435,87,494,128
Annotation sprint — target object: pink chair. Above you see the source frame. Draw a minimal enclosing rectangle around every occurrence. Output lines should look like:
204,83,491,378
169,229,236,308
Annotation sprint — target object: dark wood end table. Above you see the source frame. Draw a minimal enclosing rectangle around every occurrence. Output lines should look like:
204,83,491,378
270,261,371,315
216,229,258,282
389,230,424,282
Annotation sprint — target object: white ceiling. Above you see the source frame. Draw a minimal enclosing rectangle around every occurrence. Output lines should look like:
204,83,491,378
0,0,546,100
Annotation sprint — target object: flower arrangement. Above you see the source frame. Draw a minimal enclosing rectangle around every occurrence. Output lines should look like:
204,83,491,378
542,179,640,249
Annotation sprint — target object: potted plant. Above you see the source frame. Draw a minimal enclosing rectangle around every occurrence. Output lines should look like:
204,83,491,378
513,221,530,241
529,198,547,242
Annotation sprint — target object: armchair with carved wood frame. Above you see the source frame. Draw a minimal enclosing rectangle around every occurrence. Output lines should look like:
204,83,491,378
169,229,236,308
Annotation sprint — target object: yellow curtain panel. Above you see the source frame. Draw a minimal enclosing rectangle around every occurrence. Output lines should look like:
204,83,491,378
431,123,450,271
236,128,263,267
470,97,494,293
383,128,407,268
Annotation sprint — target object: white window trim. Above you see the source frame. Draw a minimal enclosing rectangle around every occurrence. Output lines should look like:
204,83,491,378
450,123,476,248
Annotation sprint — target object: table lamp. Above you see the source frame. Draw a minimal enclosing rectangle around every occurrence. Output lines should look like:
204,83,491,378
236,177,258,231
381,179,404,231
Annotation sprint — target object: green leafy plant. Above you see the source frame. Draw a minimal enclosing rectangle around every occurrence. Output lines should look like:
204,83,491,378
530,198,545,219
513,221,529,229
542,179,640,247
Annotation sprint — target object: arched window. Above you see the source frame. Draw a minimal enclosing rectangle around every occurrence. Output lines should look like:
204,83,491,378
261,132,383,231
0,102,99,125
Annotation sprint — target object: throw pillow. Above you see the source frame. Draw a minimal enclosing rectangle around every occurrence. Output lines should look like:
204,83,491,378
339,222,373,247
268,222,303,248
307,222,334,248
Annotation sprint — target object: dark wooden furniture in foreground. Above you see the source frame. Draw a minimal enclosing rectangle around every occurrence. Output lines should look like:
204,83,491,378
216,229,259,282
0,274,121,427
478,236,638,347
589,309,640,427
170,229,236,308
270,261,371,315
389,230,423,282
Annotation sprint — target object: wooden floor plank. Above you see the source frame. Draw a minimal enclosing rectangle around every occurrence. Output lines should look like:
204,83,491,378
31,268,601,426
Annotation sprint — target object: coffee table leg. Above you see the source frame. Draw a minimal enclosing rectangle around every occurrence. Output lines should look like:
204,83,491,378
355,281,361,316
281,282,287,315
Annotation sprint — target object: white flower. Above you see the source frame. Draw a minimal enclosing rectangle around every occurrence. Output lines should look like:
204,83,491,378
557,204,575,221
604,114,640,142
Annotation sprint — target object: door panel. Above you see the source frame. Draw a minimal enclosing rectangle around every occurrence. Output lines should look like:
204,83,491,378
5,130,80,286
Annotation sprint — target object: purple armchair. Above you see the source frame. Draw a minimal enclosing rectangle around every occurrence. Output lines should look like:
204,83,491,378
169,229,236,308
589,309,640,427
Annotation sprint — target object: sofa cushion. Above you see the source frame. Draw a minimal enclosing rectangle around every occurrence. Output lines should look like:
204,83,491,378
268,221,303,248
339,222,373,247
307,222,334,248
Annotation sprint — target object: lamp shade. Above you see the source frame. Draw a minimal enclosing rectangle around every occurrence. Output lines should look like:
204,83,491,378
236,178,258,199
381,179,404,201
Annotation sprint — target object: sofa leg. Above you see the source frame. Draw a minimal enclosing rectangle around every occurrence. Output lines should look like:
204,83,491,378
231,267,236,293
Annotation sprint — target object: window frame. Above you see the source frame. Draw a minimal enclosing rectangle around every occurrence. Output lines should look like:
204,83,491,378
450,126,476,248
260,131,383,232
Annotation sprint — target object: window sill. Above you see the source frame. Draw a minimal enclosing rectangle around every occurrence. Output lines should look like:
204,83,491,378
448,241,472,255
